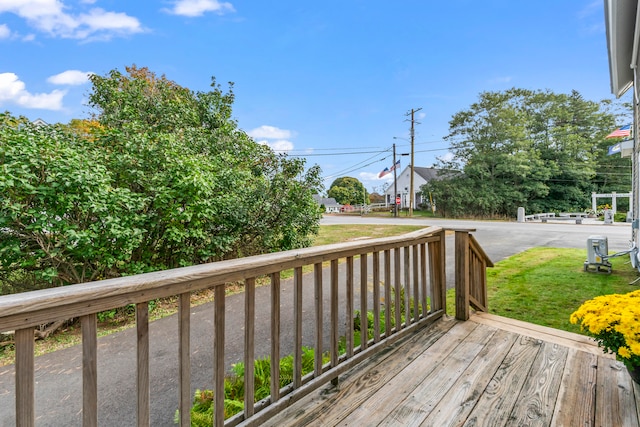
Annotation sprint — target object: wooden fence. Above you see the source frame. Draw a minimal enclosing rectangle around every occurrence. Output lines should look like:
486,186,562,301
0,226,492,426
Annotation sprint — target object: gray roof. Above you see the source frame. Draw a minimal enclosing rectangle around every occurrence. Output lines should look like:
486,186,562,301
414,167,441,181
312,195,341,206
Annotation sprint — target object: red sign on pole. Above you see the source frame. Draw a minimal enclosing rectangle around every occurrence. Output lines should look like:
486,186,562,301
395,197,401,204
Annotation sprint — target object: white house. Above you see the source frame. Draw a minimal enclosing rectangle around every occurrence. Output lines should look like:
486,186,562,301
383,166,441,209
312,195,342,213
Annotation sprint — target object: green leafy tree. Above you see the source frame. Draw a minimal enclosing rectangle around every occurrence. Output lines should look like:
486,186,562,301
327,177,368,205
0,66,322,295
425,88,626,217
0,114,146,292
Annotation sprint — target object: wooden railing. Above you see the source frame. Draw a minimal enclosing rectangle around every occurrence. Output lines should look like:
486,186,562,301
0,226,491,427
454,229,494,321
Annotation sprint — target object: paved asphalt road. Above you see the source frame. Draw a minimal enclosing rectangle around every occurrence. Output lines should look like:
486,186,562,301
0,216,634,426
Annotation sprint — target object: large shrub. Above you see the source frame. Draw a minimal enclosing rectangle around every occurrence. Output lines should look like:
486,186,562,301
0,66,322,293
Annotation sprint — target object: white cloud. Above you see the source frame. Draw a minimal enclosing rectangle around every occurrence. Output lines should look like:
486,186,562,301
0,72,66,110
248,125,293,140
47,69,93,85
166,0,235,17
360,171,391,182
268,139,294,152
257,139,294,153
0,24,10,39
0,0,143,40
249,125,296,152
438,152,454,163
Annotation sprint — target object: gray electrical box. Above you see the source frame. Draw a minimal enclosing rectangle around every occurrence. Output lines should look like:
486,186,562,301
584,235,611,273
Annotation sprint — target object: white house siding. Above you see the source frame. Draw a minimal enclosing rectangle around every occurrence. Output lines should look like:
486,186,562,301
383,166,440,209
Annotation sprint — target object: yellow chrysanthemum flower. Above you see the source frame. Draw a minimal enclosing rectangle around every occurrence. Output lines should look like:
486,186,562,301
571,290,640,368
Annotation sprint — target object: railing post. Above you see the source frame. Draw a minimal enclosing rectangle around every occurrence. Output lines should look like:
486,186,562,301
455,231,470,320
15,327,35,427
178,293,191,427
82,314,98,427
213,286,225,427
136,302,150,427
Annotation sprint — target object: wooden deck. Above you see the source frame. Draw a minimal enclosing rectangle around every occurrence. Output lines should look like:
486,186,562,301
264,313,640,427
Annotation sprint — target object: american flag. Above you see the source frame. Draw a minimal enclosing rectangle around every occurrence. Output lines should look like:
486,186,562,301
378,167,390,178
378,160,401,178
605,124,631,139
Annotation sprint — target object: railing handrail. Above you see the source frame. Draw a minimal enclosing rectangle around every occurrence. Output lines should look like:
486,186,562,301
0,226,443,331
469,234,494,267
0,225,492,427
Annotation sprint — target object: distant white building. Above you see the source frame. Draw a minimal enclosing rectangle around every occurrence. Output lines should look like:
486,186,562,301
32,118,48,127
383,166,441,209
312,195,342,213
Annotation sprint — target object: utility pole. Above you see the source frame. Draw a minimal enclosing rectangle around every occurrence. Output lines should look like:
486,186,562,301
393,143,398,217
406,108,422,217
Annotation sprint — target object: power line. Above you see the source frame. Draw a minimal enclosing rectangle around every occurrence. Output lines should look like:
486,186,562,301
323,147,394,181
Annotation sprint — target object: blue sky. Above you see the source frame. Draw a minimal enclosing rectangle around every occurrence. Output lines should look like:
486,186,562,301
0,0,617,193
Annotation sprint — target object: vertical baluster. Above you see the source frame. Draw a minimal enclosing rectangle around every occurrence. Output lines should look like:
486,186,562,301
394,248,401,332
412,245,419,321
480,252,489,310
438,230,447,311
314,263,323,377
82,313,97,427
428,240,438,313
404,247,411,325
429,231,446,313
420,243,428,316
136,302,149,427
372,251,380,342
293,267,303,388
15,327,34,427
330,259,339,386
384,249,392,336
178,293,191,427
213,286,225,427
244,277,255,418
360,253,368,350
270,273,281,401
345,256,354,358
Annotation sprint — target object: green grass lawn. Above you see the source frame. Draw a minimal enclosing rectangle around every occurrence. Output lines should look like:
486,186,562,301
447,247,639,335
312,224,424,245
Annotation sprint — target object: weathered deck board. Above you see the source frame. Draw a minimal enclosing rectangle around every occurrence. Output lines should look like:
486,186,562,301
507,341,567,426
462,334,542,426
596,357,639,427
263,314,640,427
336,321,479,426
550,348,597,426
376,325,498,426
268,317,458,426
419,328,517,427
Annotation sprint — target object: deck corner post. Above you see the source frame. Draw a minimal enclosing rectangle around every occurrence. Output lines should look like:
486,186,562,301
455,231,470,321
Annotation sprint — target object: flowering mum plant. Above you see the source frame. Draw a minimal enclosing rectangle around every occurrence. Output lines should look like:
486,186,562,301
570,289,640,370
